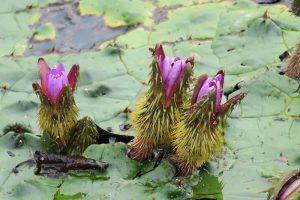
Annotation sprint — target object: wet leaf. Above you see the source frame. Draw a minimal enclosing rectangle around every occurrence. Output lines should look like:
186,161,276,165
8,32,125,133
79,0,155,27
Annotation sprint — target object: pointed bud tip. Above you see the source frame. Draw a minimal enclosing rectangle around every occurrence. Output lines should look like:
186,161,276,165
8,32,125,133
153,43,165,59
262,10,269,20
186,56,195,66
37,57,44,64
32,82,40,91
67,64,80,91
219,92,246,115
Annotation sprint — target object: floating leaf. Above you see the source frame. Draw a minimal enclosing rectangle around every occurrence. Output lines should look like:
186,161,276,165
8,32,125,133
79,0,155,27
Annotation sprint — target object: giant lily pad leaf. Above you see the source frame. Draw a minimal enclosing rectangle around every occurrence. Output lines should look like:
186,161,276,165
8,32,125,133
212,17,286,73
149,3,228,44
0,135,223,200
99,28,151,49
0,10,40,56
216,71,300,199
0,132,63,200
0,0,56,13
78,0,155,27
59,143,223,199
157,0,222,7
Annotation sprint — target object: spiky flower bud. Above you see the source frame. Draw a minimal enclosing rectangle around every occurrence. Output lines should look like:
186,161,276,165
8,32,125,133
66,116,98,155
170,70,245,175
128,43,194,161
33,58,79,147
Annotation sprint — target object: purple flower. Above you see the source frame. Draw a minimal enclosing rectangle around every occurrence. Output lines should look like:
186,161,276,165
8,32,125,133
36,58,79,107
192,70,224,113
154,44,194,107
191,70,245,116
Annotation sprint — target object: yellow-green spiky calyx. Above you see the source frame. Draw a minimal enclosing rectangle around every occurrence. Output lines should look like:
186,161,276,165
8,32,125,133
33,84,78,147
66,116,98,155
170,71,245,175
128,43,194,161
171,92,224,175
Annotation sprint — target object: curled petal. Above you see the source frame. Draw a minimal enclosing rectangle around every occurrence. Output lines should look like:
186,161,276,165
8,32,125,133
211,70,224,112
67,64,80,91
160,56,172,82
164,60,185,105
191,74,208,106
219,92,246,115
197,79,213,102
38,58,50,94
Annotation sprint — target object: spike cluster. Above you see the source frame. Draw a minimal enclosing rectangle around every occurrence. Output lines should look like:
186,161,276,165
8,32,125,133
128,43,194,161
170,71,245,175
33,58,79,147
66,116,98,155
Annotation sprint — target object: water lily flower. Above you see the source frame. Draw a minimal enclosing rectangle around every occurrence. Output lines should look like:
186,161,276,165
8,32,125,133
128,43,194,161
154,44,194,107
171,71,245,175
192,70,224,113
33,58,79,147
37,58,79,107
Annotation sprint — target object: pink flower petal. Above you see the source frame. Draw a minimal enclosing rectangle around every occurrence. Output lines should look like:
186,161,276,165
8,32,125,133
38,58,50,94
46,66,69,105
153,43,165,61
67,64,79,91
194,71,225,113
160,56,172,82
196,79,214,102
164,59,186,106
191,74,208,106
153,43,192,106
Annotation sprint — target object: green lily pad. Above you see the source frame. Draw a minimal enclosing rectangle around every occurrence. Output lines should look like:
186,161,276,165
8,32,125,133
0,135,223,200
78,0,155,27
0,10,40,56
149,3,228,44
157,0,221,7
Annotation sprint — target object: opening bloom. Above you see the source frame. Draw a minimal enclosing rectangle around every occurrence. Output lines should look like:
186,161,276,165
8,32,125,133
154,44,194,107
191,70,245,119
170,70,245,175
191,70,224,113
37,58,79,107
